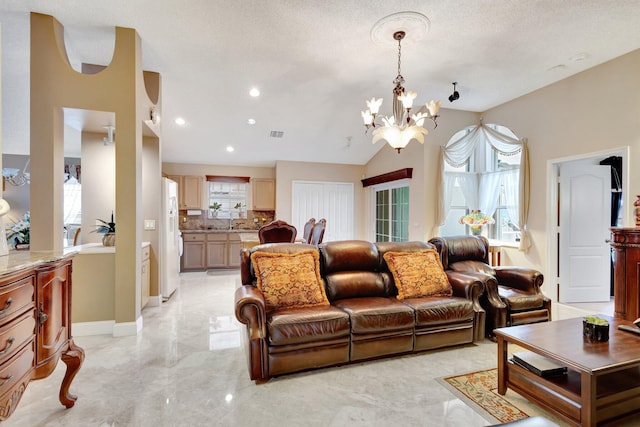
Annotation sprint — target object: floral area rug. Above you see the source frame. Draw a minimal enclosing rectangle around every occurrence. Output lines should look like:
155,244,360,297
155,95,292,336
439,368,568,426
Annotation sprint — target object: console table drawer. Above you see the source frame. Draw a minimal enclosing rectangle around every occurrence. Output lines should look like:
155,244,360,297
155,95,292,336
0,312,35,365
0,342,34,398
0,276,35,323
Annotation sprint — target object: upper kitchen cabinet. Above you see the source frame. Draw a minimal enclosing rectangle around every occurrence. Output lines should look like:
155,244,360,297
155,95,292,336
168,175,203,210
252,178,275,210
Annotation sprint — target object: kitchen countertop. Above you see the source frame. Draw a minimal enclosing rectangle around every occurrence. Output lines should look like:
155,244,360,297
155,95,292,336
180,229,259,234
0,250,76,277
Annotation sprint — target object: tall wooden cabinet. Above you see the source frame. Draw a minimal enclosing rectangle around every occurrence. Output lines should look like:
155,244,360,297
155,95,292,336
252,178,275,210
0,254,83,421
167,175,203,210
610,228,640,321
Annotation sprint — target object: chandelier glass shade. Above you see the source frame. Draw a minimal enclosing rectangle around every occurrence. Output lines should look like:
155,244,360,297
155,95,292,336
361,31,440,153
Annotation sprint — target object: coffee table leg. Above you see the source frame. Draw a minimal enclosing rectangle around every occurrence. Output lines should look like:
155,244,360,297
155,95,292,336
581,371,596,427
497,335,507,395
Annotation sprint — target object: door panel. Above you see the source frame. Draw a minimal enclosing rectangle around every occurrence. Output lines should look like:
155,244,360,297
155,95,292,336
559,164,610,302
292,182,354,242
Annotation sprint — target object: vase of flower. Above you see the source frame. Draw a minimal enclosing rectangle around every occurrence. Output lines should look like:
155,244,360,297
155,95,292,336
459,210,495,237
6,211,30,250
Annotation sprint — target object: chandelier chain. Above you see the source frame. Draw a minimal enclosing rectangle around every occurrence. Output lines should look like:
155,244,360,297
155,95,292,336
397,36,402,77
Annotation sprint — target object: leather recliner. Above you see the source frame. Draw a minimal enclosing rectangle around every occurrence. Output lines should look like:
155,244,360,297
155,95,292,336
429,235,550,339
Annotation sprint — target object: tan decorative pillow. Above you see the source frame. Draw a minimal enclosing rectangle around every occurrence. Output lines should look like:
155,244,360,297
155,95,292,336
383,249,452,300
251,250,329,310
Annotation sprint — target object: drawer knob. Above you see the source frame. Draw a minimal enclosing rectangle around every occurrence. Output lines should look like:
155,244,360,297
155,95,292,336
0,337,14,356
0,298,13,316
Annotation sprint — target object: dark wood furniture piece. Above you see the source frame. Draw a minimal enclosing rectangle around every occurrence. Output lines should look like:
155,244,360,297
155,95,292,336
309,218,326,245
0,252,84,420
302,218,315,244
258,220,297,244
609,227,640,321
495,315,640,427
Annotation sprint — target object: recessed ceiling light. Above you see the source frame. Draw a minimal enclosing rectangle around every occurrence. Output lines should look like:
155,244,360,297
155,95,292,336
226,146,234,152
247,118,256,125
249,88,260,97
175,117,186,126
570,52,589,62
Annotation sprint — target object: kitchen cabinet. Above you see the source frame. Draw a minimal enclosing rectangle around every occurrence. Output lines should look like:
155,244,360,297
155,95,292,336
206,234,227,268
0,254,84,421
141,244,150,309
181,232,244,270
181,233,206,270
167,175,203,210
252,178,275,210
228,234,243,267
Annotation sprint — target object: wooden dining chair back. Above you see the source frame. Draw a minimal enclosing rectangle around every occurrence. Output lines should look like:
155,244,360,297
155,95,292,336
258,220,298,244
309,218,326,245
302,218,316,243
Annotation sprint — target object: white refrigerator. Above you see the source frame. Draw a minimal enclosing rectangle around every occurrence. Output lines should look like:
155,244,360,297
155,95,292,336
161,178,180,300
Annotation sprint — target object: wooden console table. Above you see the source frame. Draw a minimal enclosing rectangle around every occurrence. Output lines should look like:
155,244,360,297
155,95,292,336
0,251,84,420
609,227,640,321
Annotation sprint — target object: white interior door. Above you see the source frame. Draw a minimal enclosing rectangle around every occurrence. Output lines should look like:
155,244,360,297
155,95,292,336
558,164,611,302
292,181,354,242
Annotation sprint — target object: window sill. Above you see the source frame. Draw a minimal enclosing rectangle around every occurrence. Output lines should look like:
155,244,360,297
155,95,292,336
487,239,519,249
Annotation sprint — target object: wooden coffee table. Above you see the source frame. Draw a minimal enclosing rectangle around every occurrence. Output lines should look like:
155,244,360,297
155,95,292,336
495,315,640,426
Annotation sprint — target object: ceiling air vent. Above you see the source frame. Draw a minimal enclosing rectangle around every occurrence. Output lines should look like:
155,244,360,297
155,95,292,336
269,130,284,138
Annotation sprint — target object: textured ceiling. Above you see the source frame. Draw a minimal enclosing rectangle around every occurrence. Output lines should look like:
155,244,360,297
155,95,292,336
1,1,640,166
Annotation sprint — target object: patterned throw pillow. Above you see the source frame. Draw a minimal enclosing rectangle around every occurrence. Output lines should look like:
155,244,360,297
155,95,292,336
383,249,452,300
250,250,330,310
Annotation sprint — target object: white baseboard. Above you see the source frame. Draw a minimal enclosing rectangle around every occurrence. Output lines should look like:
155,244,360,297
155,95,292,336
73,315,144,337
72,320,115,337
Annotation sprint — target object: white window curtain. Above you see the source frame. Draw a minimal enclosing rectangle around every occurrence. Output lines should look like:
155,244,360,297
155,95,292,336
436,122,531,252
479,171,502,218
502,169,520,230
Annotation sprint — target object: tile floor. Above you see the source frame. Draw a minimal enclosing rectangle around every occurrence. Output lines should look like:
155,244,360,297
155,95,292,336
2,270,612,426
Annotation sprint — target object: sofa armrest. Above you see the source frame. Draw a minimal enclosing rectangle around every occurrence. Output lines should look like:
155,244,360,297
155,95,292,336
446,271,486,342
235,285,269,381
494,266,544,294
235,285,267,340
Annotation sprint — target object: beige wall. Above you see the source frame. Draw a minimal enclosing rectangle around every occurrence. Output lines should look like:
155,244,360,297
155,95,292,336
274,160,367,239
481,48,640,279
30,13,161,329
365,109,479,242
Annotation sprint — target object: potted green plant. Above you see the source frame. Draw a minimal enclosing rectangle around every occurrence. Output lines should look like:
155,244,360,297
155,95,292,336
209,202,222,218
93,212,116,246
234,202,246,218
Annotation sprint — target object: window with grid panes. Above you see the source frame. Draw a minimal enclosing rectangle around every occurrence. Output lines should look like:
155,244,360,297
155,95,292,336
374,183,409,242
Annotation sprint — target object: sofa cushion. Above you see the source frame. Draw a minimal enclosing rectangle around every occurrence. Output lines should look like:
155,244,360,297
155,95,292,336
499,287,544,311
251,249,329,310
402,297,474,326
268,306,350,346
383,250,452,300
332,297,414,334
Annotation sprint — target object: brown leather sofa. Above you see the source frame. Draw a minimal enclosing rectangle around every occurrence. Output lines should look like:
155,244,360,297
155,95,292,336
429,235,550,339
235,240,486,382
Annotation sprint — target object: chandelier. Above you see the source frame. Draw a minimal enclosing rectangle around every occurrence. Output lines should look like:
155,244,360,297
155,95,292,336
2,159,30,186
361,30,440,153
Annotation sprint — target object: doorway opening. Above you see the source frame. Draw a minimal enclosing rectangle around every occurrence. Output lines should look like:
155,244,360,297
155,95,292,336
546,147,629,310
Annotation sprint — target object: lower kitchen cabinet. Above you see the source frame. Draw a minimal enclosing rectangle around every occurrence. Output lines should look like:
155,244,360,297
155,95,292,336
206,234,227,268
181,234,206,270
228,234,243,267
181,232,244,270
